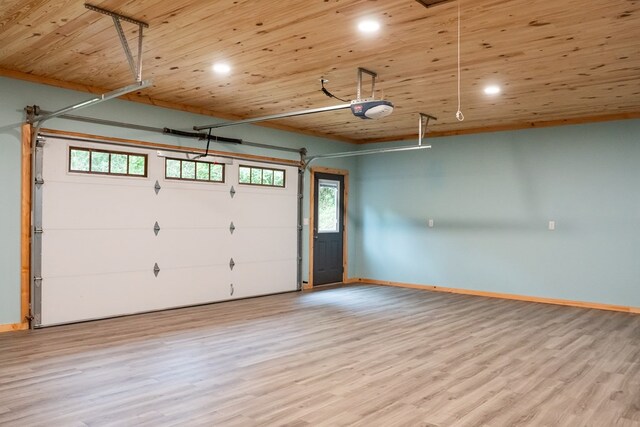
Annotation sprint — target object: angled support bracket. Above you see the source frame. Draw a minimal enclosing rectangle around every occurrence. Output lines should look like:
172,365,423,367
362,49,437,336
85,3,149,82
418,113,437,146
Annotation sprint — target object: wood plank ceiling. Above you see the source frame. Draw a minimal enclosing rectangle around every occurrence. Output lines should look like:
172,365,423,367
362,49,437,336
1,0,639,143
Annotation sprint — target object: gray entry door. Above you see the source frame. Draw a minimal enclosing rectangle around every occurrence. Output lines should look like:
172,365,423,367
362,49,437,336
313,172,344,285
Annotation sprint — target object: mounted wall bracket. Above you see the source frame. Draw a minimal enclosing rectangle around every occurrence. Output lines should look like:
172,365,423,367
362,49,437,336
85,3,149,83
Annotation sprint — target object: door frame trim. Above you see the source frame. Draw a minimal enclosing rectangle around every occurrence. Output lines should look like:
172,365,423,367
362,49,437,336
308,166,349,289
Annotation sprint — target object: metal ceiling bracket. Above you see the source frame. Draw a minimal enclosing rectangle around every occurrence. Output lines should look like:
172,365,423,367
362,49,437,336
153,262,160,277
229,221,235,234
229,258,235,271
356,68,378,101
154,180,161,195
418,113,437,146
85,3,149,82
230,186,236,198
153,221,161,236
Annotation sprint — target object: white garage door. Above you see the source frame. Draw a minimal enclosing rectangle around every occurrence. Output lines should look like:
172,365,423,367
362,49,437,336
34,135,299,327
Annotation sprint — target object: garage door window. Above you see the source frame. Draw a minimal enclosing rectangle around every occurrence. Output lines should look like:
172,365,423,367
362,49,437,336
238,165,285,187
165,158,225,182
69,147,147,177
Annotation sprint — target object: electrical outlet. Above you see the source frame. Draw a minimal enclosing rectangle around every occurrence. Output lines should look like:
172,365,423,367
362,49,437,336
548,220,555,231
428,219,434,228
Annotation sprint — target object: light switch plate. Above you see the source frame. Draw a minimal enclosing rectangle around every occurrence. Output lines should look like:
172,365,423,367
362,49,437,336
548,220,555,231
428,219,434,228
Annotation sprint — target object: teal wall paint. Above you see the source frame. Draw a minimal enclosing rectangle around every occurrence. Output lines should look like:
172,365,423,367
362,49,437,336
354,120,640,307
0,123,22,324
0,76,358,324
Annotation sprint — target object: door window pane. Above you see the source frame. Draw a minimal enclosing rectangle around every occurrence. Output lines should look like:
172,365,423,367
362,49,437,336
129,155,146,175
273,170,284,187
210,164,224,182
251,168,262,184
91,151,109,173
196,162,210,180
239,166,251,183
263,169,274,185
70,149,90,171
166,159,181,178
182,161,196,179
318,179,340,233
110,153,128,174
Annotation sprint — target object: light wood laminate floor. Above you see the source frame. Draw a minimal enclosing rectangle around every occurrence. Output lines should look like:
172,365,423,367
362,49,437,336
1,285,639,426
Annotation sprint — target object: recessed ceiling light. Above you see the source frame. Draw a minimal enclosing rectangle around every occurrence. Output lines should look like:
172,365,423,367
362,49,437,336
358,20,380,33
484,85,501,95
213,62,231,74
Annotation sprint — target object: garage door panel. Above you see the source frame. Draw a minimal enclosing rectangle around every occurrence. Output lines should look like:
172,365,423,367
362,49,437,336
156,185,232,227
230,228,297,263
231,192,297,227
42,229,157,277
154,229,233,268
38,137,299,326
41,265,232,326
153,266,232,306
231,260,297,298
43,181,155,229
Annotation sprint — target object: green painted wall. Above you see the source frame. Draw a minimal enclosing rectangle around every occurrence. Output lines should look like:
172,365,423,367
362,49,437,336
353,120,640,307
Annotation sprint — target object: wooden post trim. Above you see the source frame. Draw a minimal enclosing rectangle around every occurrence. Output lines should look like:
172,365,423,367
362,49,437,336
20,123,32,328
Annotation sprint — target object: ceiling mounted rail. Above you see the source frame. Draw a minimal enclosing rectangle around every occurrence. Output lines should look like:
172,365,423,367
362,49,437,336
85,3,149,82
304,112,436,167
32,80,151,123
194,67,394,131
193,103,352,131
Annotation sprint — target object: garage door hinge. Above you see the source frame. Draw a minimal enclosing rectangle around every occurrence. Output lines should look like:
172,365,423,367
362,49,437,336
153,221,161,236
35,175,44,187
298,193,303,199
154,180,161,195
229,222,235,234
33,276,42,288
35,136,46,147
34,227,43,234
153,263,160,277
229,258,235,271
230,186,236,198
298,225,303,231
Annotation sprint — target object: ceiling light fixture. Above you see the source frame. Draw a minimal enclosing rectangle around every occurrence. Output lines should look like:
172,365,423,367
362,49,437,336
358,19,380,33
213,62,231,75
484,85,501,95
